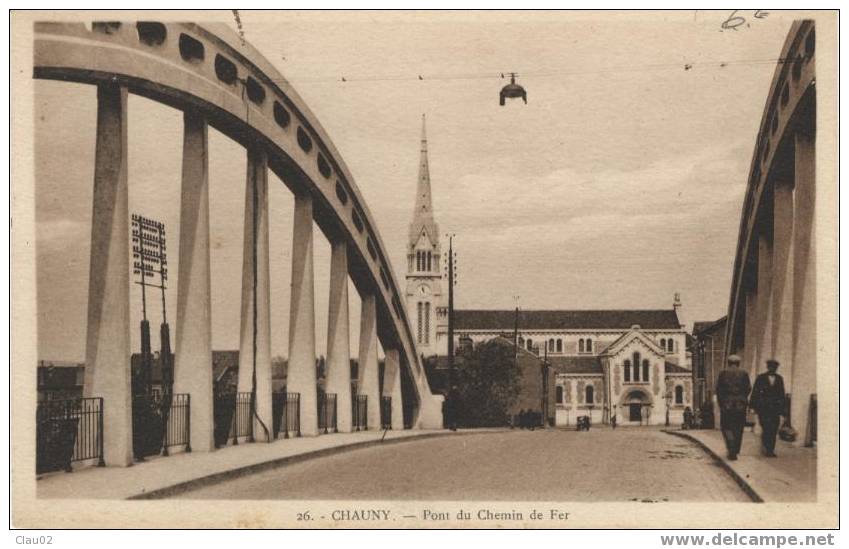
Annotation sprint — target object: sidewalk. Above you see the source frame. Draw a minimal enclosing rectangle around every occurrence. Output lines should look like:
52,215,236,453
37,429,454,500
665,428,817,502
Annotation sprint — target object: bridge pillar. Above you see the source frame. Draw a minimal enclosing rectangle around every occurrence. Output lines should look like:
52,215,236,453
83,84,133,466
771,176,795,392
384,349,404,430
237,148,273,442
755,229,774,375
174,112,214,452
288,193,319,436
743,288,758,379
791,130,816,445
358,293,382,430
325,239,352,433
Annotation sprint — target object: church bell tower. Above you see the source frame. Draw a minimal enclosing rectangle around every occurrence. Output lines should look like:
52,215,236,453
405,115,445,357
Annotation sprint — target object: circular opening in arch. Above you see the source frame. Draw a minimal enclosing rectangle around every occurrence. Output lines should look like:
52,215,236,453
351,209,364,233
379,267,390,290
179,33,205,63
780,81,790,107
335,182,349,205
317,152,332,179
770,113,778,135
136,22,166,46
762,141,770,165
214,54,238,85
273,101,290,128
805,29,815,58
245,76,266,104
297,127,313,153
93,22,121,35
366,237,377,260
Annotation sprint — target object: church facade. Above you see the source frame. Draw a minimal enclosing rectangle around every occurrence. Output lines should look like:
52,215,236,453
403,117,692,426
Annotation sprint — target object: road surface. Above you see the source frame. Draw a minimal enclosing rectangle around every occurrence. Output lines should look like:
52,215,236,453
177,428,749,501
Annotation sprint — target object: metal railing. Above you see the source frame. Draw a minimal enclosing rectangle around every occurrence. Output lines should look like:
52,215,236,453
161,393,191,455
132,392,191,459
272,392,301,439
318,393,338,434
380,396,392,430
230,392,254,443
352,394,368,431
36,397,104,473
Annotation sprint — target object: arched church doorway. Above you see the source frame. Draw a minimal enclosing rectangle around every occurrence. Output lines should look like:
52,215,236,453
621,389,652,423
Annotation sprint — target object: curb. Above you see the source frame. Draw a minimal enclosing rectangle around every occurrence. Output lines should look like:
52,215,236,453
663,429,763,503
128,430,479,500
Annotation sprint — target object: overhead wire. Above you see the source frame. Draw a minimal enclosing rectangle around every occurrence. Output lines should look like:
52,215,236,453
272,56,795,85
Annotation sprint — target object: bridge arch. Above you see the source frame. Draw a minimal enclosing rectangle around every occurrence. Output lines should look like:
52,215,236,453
34,21,443,465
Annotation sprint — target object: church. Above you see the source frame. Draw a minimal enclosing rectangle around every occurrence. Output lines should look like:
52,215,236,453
404,117,693,427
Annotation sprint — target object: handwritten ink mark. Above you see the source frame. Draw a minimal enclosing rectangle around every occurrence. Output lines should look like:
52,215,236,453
720,10,769,33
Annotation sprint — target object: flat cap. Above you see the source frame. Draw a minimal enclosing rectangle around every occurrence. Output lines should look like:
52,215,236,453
727,354,742,363
766,358,780,367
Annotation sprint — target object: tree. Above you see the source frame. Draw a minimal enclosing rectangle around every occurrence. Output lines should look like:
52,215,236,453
452,338,521,427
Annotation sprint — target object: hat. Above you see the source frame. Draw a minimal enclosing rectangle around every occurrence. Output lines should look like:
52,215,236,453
727,354,742,364
766,358,780,368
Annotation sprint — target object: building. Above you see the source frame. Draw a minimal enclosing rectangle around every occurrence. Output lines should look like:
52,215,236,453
446,309,692,426
404,115,447,357
724,21,817,446
691,316,727,425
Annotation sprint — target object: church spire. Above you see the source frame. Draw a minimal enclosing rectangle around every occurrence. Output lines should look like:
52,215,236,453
409,114,439,247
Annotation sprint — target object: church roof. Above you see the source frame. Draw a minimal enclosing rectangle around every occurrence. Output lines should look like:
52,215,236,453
455,309,681,331
408,115,439,248
664,361,691,374
549,356,603,375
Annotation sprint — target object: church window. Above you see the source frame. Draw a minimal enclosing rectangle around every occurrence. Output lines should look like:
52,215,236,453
416,302,423,343
424,303,431,344
556,386,564,404
675,385,684,404
526,338,533,351
585,385,594,405
660,338,666,351
586,338,593,352
668,339,675,352
426,251,432,272
624,360,631,382
556,339,563,353
579,339,585,353
548,338,555,353
642,359,649,382
633,352,641,381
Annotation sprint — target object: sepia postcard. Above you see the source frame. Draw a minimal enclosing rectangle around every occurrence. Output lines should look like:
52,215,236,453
10,9,839,530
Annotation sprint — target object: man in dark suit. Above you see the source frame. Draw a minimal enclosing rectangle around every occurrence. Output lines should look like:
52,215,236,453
749,359,786,457
716,354,752,460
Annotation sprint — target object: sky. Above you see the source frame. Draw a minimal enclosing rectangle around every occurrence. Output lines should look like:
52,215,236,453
34,11,794,362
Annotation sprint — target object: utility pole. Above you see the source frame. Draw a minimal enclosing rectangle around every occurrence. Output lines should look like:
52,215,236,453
446,234,456,389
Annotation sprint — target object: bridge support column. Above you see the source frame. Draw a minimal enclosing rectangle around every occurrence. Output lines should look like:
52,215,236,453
743,288,758,380
174,112,214,452
358,293,381,430
384,349,404,430
288,193,319,436
83,84,133,466
755,230,774,375
237,148,273,442
771,176,795,392
325,239,352,433
791,131,816,445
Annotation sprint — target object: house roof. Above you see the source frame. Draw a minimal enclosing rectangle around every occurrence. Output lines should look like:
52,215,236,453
693,316,728,336
454,309,681,331
664,361,690,374
548,356,603,375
